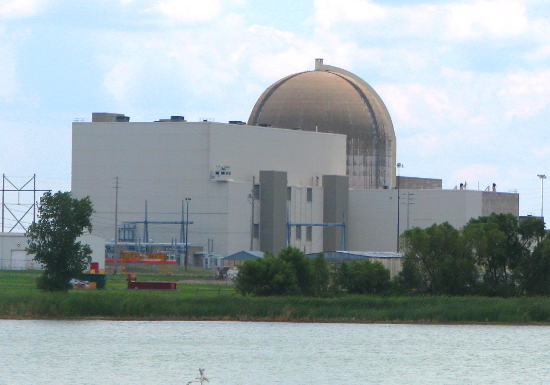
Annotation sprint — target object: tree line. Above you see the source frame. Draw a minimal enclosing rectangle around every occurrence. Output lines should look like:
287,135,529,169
237,214,550,297
236,247,392,296
399,213,550,296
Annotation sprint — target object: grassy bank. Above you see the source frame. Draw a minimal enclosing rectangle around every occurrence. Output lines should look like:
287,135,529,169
3,289,550,323
2,271,550,323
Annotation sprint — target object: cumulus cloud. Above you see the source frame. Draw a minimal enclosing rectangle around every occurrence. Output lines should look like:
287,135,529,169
0,0,48,19
0,41,18,101
148,0,223,23
313,0,531,40
498,71,550,118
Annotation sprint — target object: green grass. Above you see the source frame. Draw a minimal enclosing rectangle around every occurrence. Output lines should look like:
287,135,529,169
2,270,550,323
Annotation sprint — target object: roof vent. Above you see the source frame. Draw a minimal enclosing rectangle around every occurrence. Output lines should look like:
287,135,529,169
92,113,130,122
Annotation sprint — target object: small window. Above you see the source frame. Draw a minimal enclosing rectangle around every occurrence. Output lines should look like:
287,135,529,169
253,184,260,199
306,226,312,241
287,186,292,201
253,223,260,239
307,187,313,202
296,225,302,240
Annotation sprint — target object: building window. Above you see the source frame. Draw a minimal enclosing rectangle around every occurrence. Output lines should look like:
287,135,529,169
296,225,302,240
306,226,312,241
253,223,260,239
253,184,260,199
307,187,313,202
287,186,292,201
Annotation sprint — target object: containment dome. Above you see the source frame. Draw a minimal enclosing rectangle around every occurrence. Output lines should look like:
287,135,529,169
248,59,396,189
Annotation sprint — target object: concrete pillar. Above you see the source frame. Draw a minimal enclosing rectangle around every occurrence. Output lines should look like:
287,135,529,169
323,175,349,251
260,170,288,255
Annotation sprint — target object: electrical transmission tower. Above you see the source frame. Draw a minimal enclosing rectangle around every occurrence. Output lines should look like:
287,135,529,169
1,174,51,232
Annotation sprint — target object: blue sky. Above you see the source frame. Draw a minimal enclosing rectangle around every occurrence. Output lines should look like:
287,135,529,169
1,0,549,229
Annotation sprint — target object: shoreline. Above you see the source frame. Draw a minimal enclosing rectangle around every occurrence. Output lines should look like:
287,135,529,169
2,315,550,326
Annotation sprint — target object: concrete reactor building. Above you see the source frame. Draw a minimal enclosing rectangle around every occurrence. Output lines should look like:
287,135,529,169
249,58,395,190
70,59,519,265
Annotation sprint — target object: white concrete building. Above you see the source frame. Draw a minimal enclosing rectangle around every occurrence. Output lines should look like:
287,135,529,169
0,233,105,270
71,118,347,257
69,60,520,262
348,189,519,252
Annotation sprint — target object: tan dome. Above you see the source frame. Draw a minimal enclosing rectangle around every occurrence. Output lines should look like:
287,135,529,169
248,59,396,189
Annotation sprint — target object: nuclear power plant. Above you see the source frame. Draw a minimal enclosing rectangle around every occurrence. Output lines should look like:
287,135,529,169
69,59,518,263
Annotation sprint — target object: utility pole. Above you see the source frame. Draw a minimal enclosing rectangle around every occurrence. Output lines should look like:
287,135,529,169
250,176,255,250
184,197,191,271
538,174,546,219
143,200,149,248
114,176,119,260
2,174,4,233
180,200,185,243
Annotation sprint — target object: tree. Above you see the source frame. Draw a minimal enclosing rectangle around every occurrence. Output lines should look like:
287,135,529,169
463,214,525,295
235,248,331,296
336,259,390,294
26,192,93,291
279,247,314,295
400,222,477,295
310,253,330,296
235,255,298,296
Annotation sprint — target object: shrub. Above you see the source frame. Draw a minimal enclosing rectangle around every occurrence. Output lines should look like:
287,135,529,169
336,260,390,294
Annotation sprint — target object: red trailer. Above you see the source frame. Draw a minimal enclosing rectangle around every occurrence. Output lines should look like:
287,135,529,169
127,281,176,290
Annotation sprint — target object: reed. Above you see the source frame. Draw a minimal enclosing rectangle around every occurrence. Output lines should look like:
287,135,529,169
2,270,550,323
2,288,550,323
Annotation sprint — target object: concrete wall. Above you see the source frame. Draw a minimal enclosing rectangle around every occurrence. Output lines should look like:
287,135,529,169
72,121,346,257
348,189,519,252
208,123,345,186
482,192,519,217
79,234,106,270
259,171,287,254
0,233,105,270
323,175,349,251
287,185,324,254
0,233,36,270
397,176,442,189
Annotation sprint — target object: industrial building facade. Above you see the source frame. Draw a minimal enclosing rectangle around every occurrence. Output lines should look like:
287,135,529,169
72,116,518,259
71,119,347,257
69,59,519,262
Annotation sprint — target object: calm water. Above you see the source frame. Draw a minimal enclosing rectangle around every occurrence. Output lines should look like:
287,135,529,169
1,320,549,385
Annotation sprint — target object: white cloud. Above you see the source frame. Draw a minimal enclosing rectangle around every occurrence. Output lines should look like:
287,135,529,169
313,0,386,30
313,0,531,41
443,0,528,39
147,0,222,23
0,0,47,19
498,71,550,118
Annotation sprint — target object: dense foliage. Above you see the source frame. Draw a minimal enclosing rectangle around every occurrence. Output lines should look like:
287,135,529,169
238,215,547,298
236,247,331,296
26,192,94,291
400,214,548,296
335,259,390,294
399,223,477,295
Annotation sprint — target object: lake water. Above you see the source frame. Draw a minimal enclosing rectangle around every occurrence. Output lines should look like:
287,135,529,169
1,320,549,385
